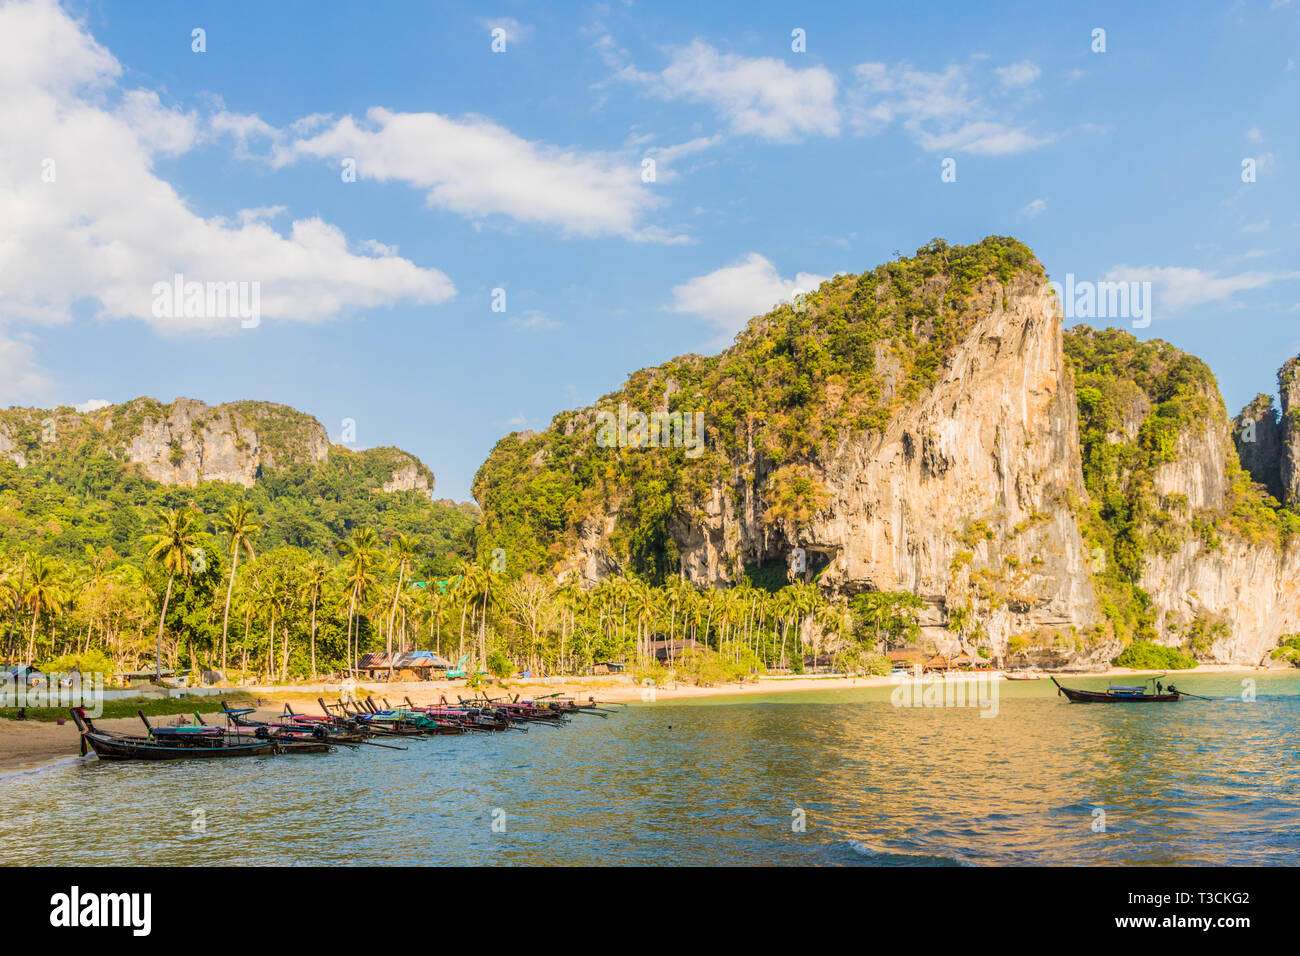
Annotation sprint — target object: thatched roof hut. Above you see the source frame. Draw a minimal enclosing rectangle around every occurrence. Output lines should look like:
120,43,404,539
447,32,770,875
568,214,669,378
924,653,955,671
950,650,978,669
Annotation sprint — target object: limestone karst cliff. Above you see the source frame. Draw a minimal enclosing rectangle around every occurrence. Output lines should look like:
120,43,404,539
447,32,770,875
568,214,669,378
0,397,434,496
474,237,1300,666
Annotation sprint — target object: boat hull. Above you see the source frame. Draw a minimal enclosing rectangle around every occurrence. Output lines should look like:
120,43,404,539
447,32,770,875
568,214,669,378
83,731,278,760
1050,677,1181,703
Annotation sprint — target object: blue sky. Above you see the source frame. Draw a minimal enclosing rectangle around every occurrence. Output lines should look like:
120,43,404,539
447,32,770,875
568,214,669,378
1,0,1297,500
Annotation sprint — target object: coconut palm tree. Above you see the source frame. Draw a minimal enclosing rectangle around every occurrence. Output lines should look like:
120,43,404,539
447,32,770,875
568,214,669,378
2,552,28,664
383,532,417,678
299,559,331,680
451,571,476,660
460,562,495,665
553,577,585,674
141,508,207,678
214,501,260,675
340,528,379,675
23,558,68,665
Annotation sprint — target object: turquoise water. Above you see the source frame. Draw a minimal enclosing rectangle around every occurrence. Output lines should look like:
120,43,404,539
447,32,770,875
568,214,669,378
2,672,1297,865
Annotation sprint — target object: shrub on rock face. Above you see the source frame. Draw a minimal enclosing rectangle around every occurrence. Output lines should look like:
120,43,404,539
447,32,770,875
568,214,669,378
1112,640,1197,670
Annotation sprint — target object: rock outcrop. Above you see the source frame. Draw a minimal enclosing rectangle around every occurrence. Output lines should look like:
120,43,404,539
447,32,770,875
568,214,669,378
1233,393,1283,502
476,237,1300,666
668,276,1099,656
0,397,433,494
1279,357,1300,509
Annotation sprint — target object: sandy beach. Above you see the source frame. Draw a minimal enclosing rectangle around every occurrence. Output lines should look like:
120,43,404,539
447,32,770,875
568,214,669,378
1,663,1283,774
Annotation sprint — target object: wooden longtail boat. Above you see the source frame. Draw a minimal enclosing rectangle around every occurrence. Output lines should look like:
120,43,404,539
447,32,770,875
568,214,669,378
326,697,426,737
216,701,365,745
1050,675,1182,703
70,708,278,760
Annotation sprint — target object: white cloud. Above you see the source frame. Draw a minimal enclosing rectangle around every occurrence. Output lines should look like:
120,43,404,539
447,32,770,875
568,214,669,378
1022,198,1047,218
1246,126,1263,142
479,17,530,44
74,398,111,413
642,134,723,181
509,310,560,331
1242,219,1271,233
0,0,455,332
609,38,840,142
848,60,1055,155
1104,264,1300,314
0,332,48,403
995,61,1041,87
668,253,830,340
276,108,678,242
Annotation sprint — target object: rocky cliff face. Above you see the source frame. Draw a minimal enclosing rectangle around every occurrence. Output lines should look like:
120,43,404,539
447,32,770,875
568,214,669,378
117,398,329,487
1087,357,1300,665
1279,358,1300,509
0,397,433,495
382,459,435,497
1233,393,1283,501
477,238,1300,667
667,276,1100,657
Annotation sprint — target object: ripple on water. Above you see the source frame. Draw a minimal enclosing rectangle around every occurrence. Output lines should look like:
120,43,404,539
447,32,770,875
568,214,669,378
3,673,1300,865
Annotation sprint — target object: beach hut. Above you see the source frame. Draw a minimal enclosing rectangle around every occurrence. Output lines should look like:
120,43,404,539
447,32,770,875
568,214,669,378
923,653,955,673
115,668,174,688
648,638,706,663
355,651,452,680
950,650,978,670
887,650,923,667
802,652,838,674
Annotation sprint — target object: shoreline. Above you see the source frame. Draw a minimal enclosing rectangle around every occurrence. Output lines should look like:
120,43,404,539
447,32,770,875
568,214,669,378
1,663,1287,772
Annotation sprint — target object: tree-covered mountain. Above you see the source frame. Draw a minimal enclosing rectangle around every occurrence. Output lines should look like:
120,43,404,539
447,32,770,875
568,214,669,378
6,238,1299,678
0,397,476,571
473,237,1300,666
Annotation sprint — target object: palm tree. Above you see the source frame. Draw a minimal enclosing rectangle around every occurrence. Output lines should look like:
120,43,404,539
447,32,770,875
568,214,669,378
23,558,67,665
2,551,28,664
214,501,260,675
451,571,476,660
554,577,585,674
384,532,417,678
266,571,294,682
299,559,331,681
340,528,379,675
460,562,493,665
141,508,207,678
856,592,891,652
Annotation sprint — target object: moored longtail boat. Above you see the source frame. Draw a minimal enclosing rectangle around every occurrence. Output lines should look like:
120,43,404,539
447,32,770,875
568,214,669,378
1050,675,1182,703
70,707,278,760
217,701,365,745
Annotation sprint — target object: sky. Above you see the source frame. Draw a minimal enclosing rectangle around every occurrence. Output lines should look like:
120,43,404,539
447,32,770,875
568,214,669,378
1,0,1297,501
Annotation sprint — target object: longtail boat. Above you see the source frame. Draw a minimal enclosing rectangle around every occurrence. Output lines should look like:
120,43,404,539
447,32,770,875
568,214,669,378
70,707,278,760
1050,675,1182,703
217,701,365,745
142,711,335,754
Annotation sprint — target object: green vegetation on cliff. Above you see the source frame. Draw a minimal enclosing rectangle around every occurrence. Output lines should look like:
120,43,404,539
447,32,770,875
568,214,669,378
1063,326,1299,649
0,451,475,569
475,236,1046,580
